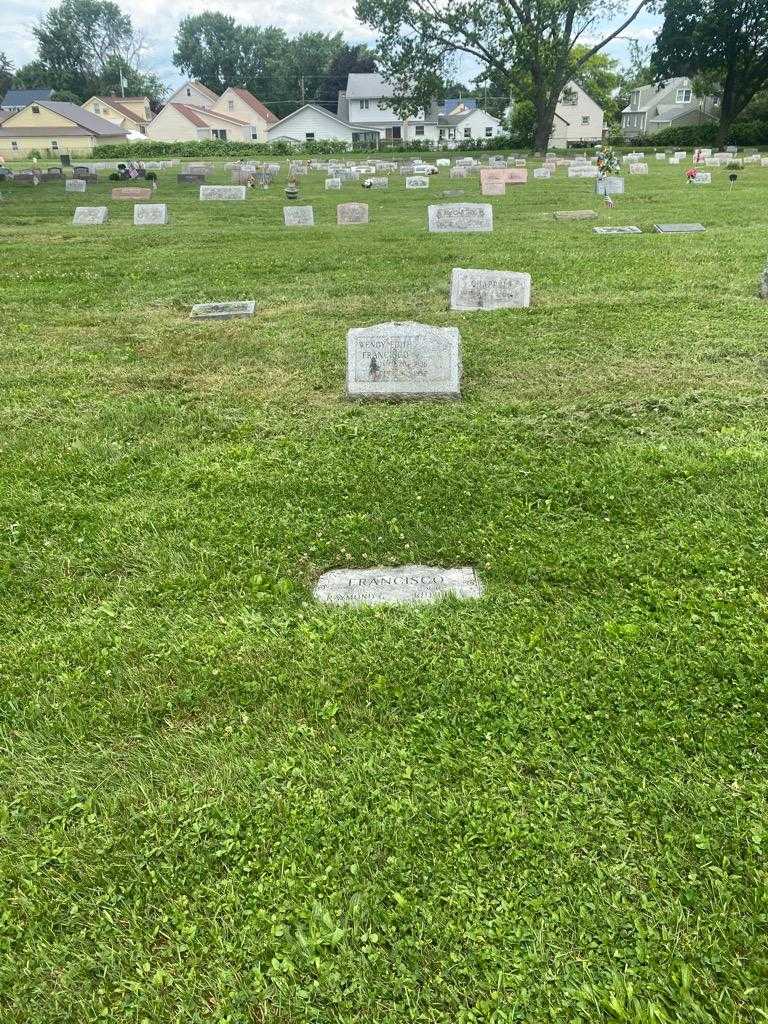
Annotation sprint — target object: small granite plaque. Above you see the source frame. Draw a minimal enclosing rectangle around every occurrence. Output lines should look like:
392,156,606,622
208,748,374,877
654,223,705,233
347,321,461,398
325,178,341,189
481,179,506,196
134,203,169,226
367,177,389,189
200,185,246,201
178,173,206,184
629,163,649,174
506,168,528,184
596,175,624,196
112,187,152,200
450,268,531,310
554,209,597,220
65,178,87,193
593,226,641,234
449,167,468,179
284,205,314,226
72,206,108,225
427,203,492,233
314,565,482,606
533,167,552,179
692,172,712,184
405,176,429,189
190,300,255,320
337,202,369,225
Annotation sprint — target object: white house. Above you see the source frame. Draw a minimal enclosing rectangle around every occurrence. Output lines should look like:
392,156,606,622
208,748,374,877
165,80,220,110
147,102,255,143
437,101,502,143
622,77,719,140
553,81,604,144
268,104,357,144
211,88,278,142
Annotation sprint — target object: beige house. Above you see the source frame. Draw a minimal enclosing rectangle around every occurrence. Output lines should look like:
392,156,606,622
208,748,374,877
551,81,604,145
166,80,220,110
212,88,278,142
0,100,128,158
148,86,278,143
81,95,152,134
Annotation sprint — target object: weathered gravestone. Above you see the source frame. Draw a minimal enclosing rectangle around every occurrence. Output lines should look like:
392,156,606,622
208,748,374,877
654,223,705,233
692,172,712,184
346,322,461,399
112,187,152,200
436,158,451,167
533,167,552,179
190,300,255,320
758,258,768,299
449,167,468,179
178,173,206,184
593,226,642,234
72,206,108,225
481,179,506,196
284,205,314,227
366,177,389,189
133,203,169,226
596,176,624,196
405,176,429,189
314,565,482,606
428,203,493,233
554,209,597,220
200,185,246,201
450,269,531,310
337,203,369,225
325,178,342,190
65,178,87,193
629,163,649,174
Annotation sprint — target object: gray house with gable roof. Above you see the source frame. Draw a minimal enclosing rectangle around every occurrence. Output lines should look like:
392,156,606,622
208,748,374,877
622,77,719,140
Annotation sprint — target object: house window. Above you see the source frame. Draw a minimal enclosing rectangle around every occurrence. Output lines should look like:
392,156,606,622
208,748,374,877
11,140,18,150
631,89,640,107
415,125,424,136
251,131,259,140
463,127,471,138
32,105,40,113
94,103,100,113
305,132,315,141
561,89,577,106
360,99,370,110
186,88,191,97
675,88,692,103
447,128,456,140
211,129,227,140
485,127,493,137
581,115,590,125
228,100,234,111
51,140,58,150
439,128,445,139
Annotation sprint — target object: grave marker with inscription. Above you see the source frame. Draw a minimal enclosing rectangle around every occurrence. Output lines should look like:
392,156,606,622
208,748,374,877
190,301,255,320
428,203,493,233
72,206,108,225
405,176,429,189
112,187,152,200
654,223,705,233
133,203,169,226
65,178,87,193
200,185,246,201
593,226,641,234
325,178,342,189
346,322,461,399
450,268,531,310
337,203,369,225
314,565,482,606
284,205,314,227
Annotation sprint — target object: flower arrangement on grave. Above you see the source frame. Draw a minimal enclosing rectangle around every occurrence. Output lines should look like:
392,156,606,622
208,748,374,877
686,167,698,183
595,146,620,178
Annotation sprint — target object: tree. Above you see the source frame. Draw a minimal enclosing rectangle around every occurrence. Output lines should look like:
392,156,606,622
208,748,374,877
315,43,377,110
173,13,264,95
0,52,14,98
355,0,655,152
652,0,768,144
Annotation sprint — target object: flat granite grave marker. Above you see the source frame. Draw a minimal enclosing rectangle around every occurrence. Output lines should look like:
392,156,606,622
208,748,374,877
200,185,246,201
190,300,255,320
405,176,429,189
314,565,482,606
593,226,641,234
346,321,461,399
284,205,314,227
450,268,531,310
65,178,87,193
337,202,369,225
629,162,649,174
112,186,152,200
178,173,206,184
554,209,597,220
533,167,552,179
654,223,705,233
133,203,169,226
481,179,506,196
72,206,108,225
366,177,389,189
325,178,342,189
428,203,492,233
692,172,712,184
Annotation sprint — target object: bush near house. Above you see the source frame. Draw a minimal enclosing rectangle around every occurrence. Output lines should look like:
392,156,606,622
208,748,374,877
632,121,768,148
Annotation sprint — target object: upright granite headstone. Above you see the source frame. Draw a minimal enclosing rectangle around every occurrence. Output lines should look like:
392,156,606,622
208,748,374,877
533,167,552,179
72,206,108,225
405,176,429,189
596,176,624,196
65,178,87,193
112,187,152,200
190,301,255,320
337,203,369,225
134,203,169,226
346,322,461,399
284,205,314,227
325,178,342,190
178,173,206,184
692,172,712,184
200,185,247,201
367,177,389,189
450,269,531,310
314,565,482,606
629,163,649,174
427,204,493,233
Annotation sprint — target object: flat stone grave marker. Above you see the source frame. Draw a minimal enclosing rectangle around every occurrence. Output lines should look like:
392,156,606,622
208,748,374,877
593,226,641,234
655,153,667,160
674,151,687,159
73,206,108,225
450,268,531,310
134,203,169,226
596,176,624,196
337,202,368,225
178,173,206,183
449,167,468,179
284,205,314,227
436,158,451,167
554,209,597,220
654,223,705,233
314,565,482,606
65,179,87,193
200,185,246,201
112,187,152,200
629,163,649,174
347,321,460,398
428,203,492,233
190,300,255,320
405,176,429,189
325,178,341,189
367,177,389,189
441,189,465,197
533,168,552,179
568,165,598,178
481,179,506,196
692,172,712,184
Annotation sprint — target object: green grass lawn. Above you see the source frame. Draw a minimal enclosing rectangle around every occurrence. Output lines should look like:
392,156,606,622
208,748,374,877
2,156,768,1023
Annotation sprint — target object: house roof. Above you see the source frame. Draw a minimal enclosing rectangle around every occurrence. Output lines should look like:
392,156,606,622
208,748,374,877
168,102,251,128
268,103,354,133
443,98,477,115
346,73,393,100
439,108,500,127
1,88,54,107
93,96,150,122
0,110,10,125
0,101,130,136
225,87,278,124
622,77,692,114
187,80,220,102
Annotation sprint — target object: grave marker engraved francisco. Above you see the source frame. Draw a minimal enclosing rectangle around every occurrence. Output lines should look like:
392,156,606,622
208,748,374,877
314,565,482,606
346,322,461,398
450,269,531,310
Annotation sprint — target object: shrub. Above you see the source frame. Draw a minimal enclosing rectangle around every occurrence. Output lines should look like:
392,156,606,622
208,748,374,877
92,139,352,159
631,121,768,148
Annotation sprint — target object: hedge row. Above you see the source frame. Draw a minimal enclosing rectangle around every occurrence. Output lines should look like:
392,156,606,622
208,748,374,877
632,121,768,148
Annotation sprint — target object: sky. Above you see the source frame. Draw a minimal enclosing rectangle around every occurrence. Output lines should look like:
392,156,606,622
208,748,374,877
2,0,662,93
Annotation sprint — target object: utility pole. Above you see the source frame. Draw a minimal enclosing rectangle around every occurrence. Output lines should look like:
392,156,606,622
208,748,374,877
300,76,305,105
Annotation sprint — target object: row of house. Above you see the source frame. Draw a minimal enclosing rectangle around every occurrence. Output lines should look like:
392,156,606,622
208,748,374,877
0,74,719,158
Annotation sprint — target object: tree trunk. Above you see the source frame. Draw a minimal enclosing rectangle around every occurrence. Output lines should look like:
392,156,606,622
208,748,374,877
533,92,563,155
716,65,738,147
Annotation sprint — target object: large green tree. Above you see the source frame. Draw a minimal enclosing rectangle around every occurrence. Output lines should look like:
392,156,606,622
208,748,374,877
354,0,654,151
652,0,768,144
315,43,377,111
0,52,14,98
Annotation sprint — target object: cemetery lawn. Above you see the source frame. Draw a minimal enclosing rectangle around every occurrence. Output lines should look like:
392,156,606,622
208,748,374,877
2,159,768,1024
